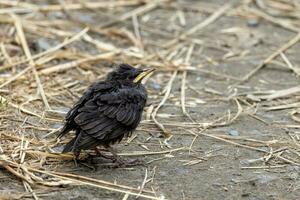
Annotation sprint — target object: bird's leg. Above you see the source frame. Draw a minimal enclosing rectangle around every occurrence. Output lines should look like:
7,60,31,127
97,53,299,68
106,147,119,162
73,151,96,170
94,146,144,167
95,146,117,161
73,151,81,167
106,147,144,167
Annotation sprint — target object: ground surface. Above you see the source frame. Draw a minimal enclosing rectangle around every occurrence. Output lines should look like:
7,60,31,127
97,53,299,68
0,0,300,199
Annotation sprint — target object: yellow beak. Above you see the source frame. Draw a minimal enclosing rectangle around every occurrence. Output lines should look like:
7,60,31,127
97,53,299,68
133,68,155,83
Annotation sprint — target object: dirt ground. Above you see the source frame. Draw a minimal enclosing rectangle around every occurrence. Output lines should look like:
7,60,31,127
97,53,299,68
0,0,300,199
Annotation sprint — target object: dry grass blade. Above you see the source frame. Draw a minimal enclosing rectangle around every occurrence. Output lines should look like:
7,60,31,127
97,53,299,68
188,129,268,153
0,163,33,185
238,31,300,83
0,0,299,199
47,170,154,194
245,6,299,33
280,52,300,76
0,95,8,108
228,99,243,124
12,14,51,110
0,66,32,89
39,51,119,75
0,159,160,200
99,0,165,28
290,110,300,123
151,71,177,137
118,147,186,156
264,102,300,111
181,71,188,114
30,166,160,199
0,27,88,73
136,169,149,199
0,1,143,13
32,27,89,61
248,86,300,101
181,44,195,121
166,3,233,47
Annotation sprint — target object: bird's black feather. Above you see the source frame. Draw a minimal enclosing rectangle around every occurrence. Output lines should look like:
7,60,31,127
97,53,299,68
58,64,148,157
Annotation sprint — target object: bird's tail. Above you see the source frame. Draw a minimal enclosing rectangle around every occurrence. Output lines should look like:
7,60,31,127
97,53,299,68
57,123,72,139
62,136,77,153
62,131,83,156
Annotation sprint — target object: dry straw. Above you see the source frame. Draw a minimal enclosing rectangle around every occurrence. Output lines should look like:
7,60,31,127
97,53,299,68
0,0,300,199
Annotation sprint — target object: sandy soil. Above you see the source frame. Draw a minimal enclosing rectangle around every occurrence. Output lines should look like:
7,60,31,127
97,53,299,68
0,0,300,199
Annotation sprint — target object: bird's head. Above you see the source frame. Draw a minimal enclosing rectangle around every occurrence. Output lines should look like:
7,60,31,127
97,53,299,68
107,64,155,83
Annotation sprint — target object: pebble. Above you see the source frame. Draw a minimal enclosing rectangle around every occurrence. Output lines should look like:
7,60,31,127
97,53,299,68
227,129,239,136
256,174,277,184
77,14,94,24
37,38,53,51
247,18,259,27
149,82,161,90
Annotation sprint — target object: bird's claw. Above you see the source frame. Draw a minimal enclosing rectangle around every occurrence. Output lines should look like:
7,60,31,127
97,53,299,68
98,158,145,168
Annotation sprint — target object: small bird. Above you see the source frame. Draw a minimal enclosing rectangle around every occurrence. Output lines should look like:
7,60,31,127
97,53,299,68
58,64,154,165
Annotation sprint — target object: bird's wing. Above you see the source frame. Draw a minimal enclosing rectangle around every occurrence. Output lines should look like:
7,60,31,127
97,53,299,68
73,88,146,146
97,88,146,128
58,81,114,138
65,81,113,121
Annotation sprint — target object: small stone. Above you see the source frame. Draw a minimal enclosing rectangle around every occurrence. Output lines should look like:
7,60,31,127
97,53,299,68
288,172,298,180
48,11,64,20
257,174,277,184
227,129,239,136
37,38,53,51
77,14,94,23
149,82,161,90
247,18,259,27
241,193,250,197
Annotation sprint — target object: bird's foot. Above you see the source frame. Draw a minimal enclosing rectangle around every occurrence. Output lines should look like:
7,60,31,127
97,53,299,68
95,148,116,161
99,157,145,168
94,147,145,168
117,157,145,166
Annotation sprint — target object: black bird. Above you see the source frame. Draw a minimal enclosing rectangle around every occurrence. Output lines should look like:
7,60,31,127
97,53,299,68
58,64,154,164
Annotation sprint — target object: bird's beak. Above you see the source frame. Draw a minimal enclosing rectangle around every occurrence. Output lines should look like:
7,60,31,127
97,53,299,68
133,68,155,83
